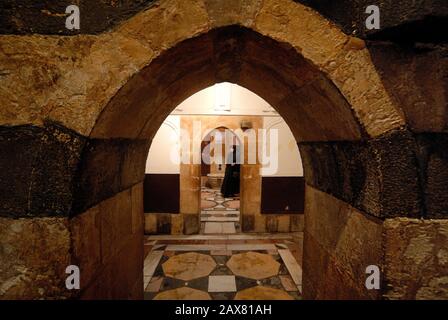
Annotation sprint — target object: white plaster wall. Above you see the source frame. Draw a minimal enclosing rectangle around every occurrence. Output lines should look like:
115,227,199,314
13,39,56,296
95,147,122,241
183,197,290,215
172,82,277,116
261,117,303,177
145,84,303,177
145,115,180,174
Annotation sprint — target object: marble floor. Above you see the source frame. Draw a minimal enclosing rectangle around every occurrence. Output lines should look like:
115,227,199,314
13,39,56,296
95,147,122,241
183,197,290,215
143,233,303,300
200,188,240,234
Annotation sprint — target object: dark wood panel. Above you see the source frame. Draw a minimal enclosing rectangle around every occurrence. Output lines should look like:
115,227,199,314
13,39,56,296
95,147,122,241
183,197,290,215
144,174,179,213
261,176,305,214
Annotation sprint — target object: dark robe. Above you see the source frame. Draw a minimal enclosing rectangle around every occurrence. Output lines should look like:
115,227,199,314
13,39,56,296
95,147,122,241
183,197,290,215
221,146,240,197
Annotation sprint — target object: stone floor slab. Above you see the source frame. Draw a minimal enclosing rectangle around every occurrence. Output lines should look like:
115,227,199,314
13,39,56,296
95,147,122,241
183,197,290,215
166,244,227,251
204,222,236,234
201,216,239,222
279,275,298,292
234,286,294,300
163,252,216,281
226,244,277,251
211,250,232,256
227,252,280,280
144,251,164,277
208,275,237,292
278,249,302,286
145,276,163,292
154,287,211,300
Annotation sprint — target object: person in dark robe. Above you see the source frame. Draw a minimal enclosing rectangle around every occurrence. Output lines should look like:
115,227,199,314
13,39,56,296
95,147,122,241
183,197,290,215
221,145,240,197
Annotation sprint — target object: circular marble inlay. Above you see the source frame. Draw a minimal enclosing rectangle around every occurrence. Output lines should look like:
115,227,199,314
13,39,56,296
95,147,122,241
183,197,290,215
223,200,240,209
201,200,217,209
201,192,214,199
163,252,216,281
154,287,211,300
227,252,280,280
234,286,294,300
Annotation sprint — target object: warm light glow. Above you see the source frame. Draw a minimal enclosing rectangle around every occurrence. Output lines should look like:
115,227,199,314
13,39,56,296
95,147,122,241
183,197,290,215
214,82,231,111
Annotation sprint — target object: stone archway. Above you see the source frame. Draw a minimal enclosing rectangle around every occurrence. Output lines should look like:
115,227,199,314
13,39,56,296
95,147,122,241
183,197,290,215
1,0,445,300
200,126,240,181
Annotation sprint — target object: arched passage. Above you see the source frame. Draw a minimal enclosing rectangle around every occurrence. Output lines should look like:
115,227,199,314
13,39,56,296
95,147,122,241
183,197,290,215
201,126,240,177
70,22,407,300
2,0,441,301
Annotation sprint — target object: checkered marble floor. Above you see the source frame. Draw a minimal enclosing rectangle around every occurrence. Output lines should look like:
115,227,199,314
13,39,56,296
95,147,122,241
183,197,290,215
200,188,241,234
143,233,303,300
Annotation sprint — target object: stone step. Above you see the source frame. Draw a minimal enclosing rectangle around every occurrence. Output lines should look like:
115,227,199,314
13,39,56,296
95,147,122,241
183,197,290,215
204,222,236,234
201,211,239,216
201,216,240,222
145,233,296,241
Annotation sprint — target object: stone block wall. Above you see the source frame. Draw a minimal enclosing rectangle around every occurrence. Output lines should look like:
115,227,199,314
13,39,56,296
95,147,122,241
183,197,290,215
302,186,383,300
0,217,71,299
143,162,201,235
383,218,448,299
144,213,199,235
70,183,144,300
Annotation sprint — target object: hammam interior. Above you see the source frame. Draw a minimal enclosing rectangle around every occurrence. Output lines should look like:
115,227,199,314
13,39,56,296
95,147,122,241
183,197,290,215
0,0,447,300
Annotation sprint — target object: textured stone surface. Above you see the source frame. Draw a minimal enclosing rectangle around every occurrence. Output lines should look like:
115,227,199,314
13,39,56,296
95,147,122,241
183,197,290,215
242,214,255,232
81,232,143,300
70,206,101,292
4,0,446,44
156,214,171,234
131,183,144,234
205,0,263,28
180,164,201,215
421,134,448,218
300,129,422,219
0,217,71,299
303,186,383,300
183,214,200,235
77,190,144,299
277,215,290,232
72,138,148,215
290,215,304,232
99,189,132,264
0,123,85,218
254,0,404,137
368,43,448,133
144,213,157,234
253,215,267,233
295,0,448,42
163,253,216,281
383,218,448,300
1,0,405,141
227,252,280,280
241,164,261,216
0,1,156,35
171,214,184,235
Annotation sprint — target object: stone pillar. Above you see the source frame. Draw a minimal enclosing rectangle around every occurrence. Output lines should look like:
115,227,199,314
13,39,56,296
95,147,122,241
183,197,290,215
241,164,261,232
180,163,201,234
